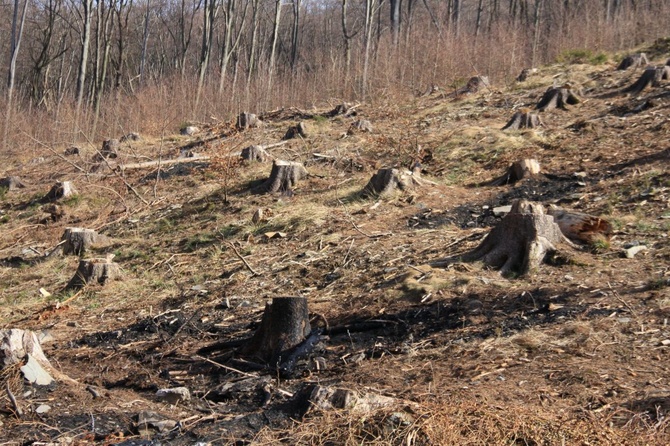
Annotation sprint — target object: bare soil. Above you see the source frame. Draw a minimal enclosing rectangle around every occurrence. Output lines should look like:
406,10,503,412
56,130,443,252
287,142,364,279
1,47,669,445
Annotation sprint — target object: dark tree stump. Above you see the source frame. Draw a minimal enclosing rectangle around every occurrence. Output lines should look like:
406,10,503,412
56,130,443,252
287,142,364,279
239,297,311,365
535,86,581,111
100,139,119,159
44,181,78,202
61,228,110,256
120,132,141,142
283,122,309,140
326,103,358,118
486,159,541,186
65,257,122,290
0,176,26,191
348,119,373,133
255,160,307,194
64,147,80,156
461,199,567,276
457,76,490,94
516,68,537,82
502,109,543,130
547,205,613,244
237,112,262,130
623,65,670,95
617,53,649,70
362,168,422,198
241,145,271,162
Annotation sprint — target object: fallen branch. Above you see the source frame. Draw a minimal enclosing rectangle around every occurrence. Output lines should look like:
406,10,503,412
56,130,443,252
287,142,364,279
226,241,260,276
117,155,211,171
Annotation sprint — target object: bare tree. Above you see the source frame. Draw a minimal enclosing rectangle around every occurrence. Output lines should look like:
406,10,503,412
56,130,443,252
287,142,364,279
218,0,249,95
5,0,29,149
196,0,220,109
267,0,283,92
73,0,94,138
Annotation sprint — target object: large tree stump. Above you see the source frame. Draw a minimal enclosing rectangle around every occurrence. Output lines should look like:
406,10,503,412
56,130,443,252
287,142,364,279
326,103,358,118
65,257,122,290
502,109,543,130
617,53,649,70
623,65,670,95
348,119,373,133
239,297,311,365
546,205,612,244
461,199,567,276
486,159,541,186
535,86,581,111
241,145,271,162
362,168,422,198
44,181,78,202
61,228,110,256
283,122,309,140
0,176,26,191
97,139,119,160
255,160,308,194
455,76,490,95
1,329,54,386
236,112,262,130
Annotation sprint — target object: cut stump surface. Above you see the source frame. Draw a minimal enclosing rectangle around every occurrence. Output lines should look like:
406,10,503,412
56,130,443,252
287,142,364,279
536,86,581,111
66,258,122,290
255,160,307,194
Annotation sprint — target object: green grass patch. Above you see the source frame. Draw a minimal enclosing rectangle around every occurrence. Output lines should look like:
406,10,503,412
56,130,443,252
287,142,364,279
557,49,608,65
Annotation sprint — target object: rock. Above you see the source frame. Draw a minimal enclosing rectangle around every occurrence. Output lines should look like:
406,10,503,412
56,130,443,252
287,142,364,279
493,205,512,217
120,132,141,142
156,387,191,404
349,119,373,133
623,245,647,258
35,404,51,414
180,126,199,136
137,410,177,434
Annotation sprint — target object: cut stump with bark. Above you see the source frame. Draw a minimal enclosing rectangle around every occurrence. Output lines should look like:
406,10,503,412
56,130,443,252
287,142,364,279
623,65,670,96
239,297,311,365
241,145,271,162
95,139,119,160
617,53,649,70
486,159,541,186
255,160,308,194
535,86,581,111
237,112,262,130
44,181,78,202
61,228,110,256
65,257,122,290
461,199,568,276
362,168,423,198
283,122,309,140
349,119,373,133
0,176,26,191
293,384,397,416
327,103,358,118
455,76,490,95
547,205,613,244
502,109,543,130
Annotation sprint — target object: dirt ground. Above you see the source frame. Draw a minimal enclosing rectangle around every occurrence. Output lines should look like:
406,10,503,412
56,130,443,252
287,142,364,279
1,42,669,445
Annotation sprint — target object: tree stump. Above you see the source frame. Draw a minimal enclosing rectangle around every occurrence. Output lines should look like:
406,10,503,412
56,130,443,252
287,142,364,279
61,228,110,256
120,132,141,142
283,122,309,140
1,329,54,386
535,86,581,111
44,181,78,202
65,257,122,290
99,139,119,159
180,125,199,136
461,199,567,276
516,68,537,82
502,109,543,130
617,53,649,70
457,76,490,95
546,205,612,244
241,145,271,162
362,168,422,198
237,112,262,130
623,65,670,95
327,103,357,118
239,297,311,365
486,159,541,186
349,119,373,133
0,176,26,191
255,160,308,194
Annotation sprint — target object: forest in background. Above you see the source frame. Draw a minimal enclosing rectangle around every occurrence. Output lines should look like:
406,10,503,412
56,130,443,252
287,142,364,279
0,0,668,153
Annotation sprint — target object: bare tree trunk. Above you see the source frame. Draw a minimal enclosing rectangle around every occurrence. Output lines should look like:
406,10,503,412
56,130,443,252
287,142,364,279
341,0,354,92
4,0,29,150
267,0,283,93
74,0,94,140
475,0,485,38
139,0,152,87
246,0,260,94
290,0,301,71
362,0,379,99
218,0,248,95
390,0,401,46
531,0,544,67
196,0,219,112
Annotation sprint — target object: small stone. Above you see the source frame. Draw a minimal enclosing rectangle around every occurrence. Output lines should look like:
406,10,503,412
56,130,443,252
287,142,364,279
623,245,647,259
493,205,512,217
156,387,191,404
180,126,199,136
35,404,51,414
39,288,52,298
573,171,587,178
660,339,670,346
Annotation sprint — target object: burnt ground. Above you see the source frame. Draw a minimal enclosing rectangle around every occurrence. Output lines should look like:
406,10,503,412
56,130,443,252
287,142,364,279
1,44,670,445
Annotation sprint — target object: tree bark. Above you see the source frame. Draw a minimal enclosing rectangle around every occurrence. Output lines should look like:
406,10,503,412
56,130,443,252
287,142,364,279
61,228,110,256
362,168,422,198
535,86,580,111
4,0,29,150
0,176,27,191
44,181,78,202
502,109,543,130
65,257,122,290
546,205,613,244
74,0,94,138
617,53,648,70
485,159,540,186
255,160,308,194
623,66,670,96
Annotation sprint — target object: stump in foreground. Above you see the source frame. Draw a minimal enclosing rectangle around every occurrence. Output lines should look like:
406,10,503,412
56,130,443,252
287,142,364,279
362,168,422,198
623,65,670,96
486,159,541,186
65,257,122,290
255,160,307,194
1,329,55,386
239,297,311,365
237,112,262,130
44,181,78,202
97,139,119,160
283,122,309,140
617,53,649,70
456,76,490,95
61,228,110,256
461,199,567,276
241,145,271,163
535,86,581,111
502,109,543,130
0,176,26,191
547,205,613,244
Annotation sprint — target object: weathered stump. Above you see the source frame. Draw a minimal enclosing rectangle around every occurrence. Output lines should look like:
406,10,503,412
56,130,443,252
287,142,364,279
327,103,357,118
65,257,122,290
44,181,78,202
180,126,199,136
1,329,54,386
349,119,373,133
617,53,649,70
283,122,309,140
64,147,80,156
255,160,308,194
99,139,119,159
293,384,396,416
516,68,537,82
623,65,670,95
61,228,110,256
536,86,581,111
237,112,262,130
461,199,567,276
239,297,311,365
486,159,541,186
457,76,490,95
362,168,422,198
547,205,612,244
241,145,271,162
120,132,141,142
502,109,543,130
0,176,26,191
